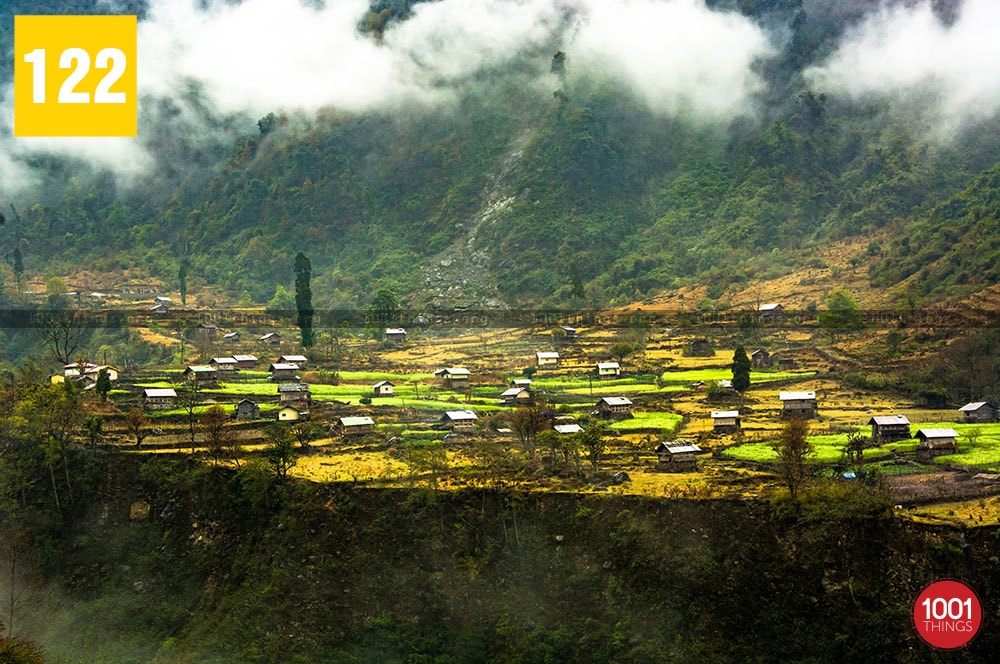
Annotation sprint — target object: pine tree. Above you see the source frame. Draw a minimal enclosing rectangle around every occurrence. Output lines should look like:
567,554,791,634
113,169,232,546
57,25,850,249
294,253,314,347
732,345,751,408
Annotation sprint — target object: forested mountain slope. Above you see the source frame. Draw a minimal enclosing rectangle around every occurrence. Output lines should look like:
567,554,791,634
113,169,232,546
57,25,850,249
2,0,1000,311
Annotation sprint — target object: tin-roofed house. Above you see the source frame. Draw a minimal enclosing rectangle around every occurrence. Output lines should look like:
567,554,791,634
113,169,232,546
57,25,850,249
916,428,958,461
780,391,816,418
232,354,257,369
959,401,998,423
183,365,218,385
751,349,770,368
440,410,478,432
656,441,702,472
868,415,911,444
535,351,560,370
595,396,633,419
278,354,308,367
500,386,533,406
269,363,300,382
711,410,741,433
596,362,621,379
278,383,312,410
434,367,471,390
209,357,239,372
143,387,177,411
373,380,395,397
337,416,375,437
385,328,407,344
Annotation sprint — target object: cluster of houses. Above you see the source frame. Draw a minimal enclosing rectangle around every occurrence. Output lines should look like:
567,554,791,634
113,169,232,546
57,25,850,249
707,389,999,462
51,361,121,389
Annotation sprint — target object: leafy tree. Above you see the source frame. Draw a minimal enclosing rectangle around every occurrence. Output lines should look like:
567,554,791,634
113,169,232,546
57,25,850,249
772,418,813,505
509,402,550,457
818,288,864,340
44,277,71,310
731,346,751,407
262,424,297,479
578,424,608,473
0,632,45,664
294,252,314,347
95,368,111,402
265,285,295,316
291,421,324,449
609,341,638,364
368,288,400,340
84,415,104,447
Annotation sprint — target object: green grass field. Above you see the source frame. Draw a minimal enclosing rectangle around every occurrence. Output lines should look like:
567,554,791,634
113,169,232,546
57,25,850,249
659,369,815,384
608,411,684,435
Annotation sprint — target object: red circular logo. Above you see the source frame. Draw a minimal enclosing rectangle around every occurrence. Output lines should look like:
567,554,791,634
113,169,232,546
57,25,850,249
913,579,983,649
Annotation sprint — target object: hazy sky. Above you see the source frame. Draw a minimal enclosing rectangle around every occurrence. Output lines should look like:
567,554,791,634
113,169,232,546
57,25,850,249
2,0,999,193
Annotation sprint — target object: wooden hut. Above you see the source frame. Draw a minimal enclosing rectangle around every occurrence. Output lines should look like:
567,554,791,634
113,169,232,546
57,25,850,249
234,399,260,421
868,415,911,444
711,410,740,433
337,416,375,437
958,401,998,423
656,442,702,472
595,396,633,419
780,391,816,418
916,428,958,460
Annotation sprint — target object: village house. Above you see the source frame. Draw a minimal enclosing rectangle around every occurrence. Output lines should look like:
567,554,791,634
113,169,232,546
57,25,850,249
535,351,560,370
278,354,308,367
277,405,302,422
373,380,395,397
234,399,260,421
183,365,218,385
559,325,578,341
223,331,240,343
278,383,312,409
385,328,407,343
596,361,621,379
868,415,912,444
776,357,797,371
711,410,741,433
780,391,816,418
269,362,300,382
511,378,532,388
209,357,239,372
500,387,533,406
656,441,702,472
150,302,169,316
143,387,177,411
751,349,770,369
232,354,258,369
441,410,479,432
337,416,375,437
686,338,712,356
553,423,583,435
434,367,471,390
81,364,119,382
959,401,998,423
915,428,959,460
197,323,217,338
595,396,633,419
759,303,784,323
259,332,281,345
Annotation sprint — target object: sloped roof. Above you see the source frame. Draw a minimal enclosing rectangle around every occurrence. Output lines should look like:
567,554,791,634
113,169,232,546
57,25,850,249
277,383,310,393
779,391,815,401
656,441,703,454
210,357,237,365
916,428,958,439
711,410,739,419
869,415,910,425
269,363,299,371
340,416,374,427
279,355,308,363
373,380,394,388
536,351,560,359
959,401,995,411
185,365,216,373
444,409,478,421
232,354,257,362
385,327,407,334
435,367,471,376
597,362,620,370
144,388,177,398
598,396,632,407
554,424,583,435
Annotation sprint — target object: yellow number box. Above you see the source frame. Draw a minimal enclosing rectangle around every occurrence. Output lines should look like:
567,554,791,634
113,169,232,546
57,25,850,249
14,15,137,137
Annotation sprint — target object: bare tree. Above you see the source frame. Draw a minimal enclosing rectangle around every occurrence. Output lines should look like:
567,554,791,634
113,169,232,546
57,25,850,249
124,408,150,448
200,406,231,465
40,311,85,366
772,418,814,505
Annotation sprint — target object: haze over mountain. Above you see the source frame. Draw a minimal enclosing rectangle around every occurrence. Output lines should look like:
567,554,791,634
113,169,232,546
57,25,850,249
2,0,1000,310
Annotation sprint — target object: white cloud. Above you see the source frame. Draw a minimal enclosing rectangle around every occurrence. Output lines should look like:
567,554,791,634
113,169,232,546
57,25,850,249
805,0,1000,134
